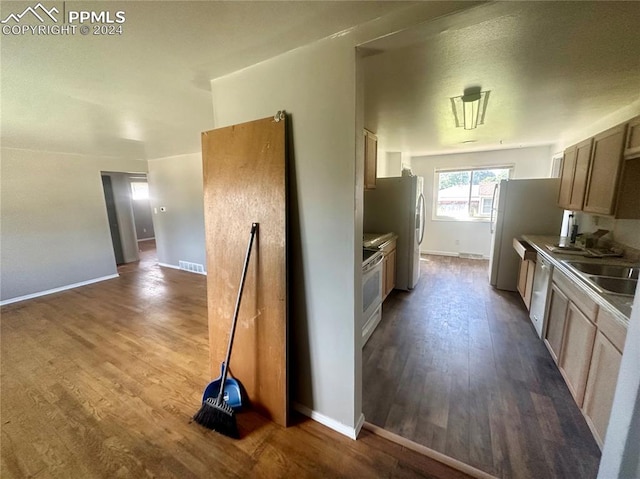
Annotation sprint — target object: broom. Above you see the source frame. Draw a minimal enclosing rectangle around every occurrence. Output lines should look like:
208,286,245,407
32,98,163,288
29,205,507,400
193,222,258,439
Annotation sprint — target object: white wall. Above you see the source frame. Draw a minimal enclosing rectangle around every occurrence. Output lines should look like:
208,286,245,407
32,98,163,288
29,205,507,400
147,153,206,270
378,151,412,178
0,148,146,303
411,145,553,257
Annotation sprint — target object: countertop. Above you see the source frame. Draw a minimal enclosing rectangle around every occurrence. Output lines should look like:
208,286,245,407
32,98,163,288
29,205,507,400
522,235,637,322
363,232,397,249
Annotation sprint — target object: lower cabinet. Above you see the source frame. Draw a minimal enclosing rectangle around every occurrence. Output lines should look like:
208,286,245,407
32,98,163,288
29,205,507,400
544,283,569,363
543,268,627,449
558,303,596,406
383,248,396,299
513,239,536,310
517,258,536,310
582,309,626,448
380,237,397,301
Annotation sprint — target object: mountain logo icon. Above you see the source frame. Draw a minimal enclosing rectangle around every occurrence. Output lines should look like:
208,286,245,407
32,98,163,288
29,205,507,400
1,3,59,24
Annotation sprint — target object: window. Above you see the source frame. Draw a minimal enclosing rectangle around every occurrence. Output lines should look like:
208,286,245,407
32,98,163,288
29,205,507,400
434,166,512,221
130,181,149,200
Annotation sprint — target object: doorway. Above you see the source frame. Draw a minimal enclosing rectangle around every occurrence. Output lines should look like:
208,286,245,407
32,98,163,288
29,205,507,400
101,174,125,265
100,172,155,268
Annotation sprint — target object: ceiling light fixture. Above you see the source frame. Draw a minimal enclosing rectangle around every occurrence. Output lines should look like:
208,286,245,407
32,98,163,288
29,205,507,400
451,88,490,130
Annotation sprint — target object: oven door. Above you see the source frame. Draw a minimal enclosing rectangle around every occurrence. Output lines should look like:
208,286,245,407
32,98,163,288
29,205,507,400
362,253,384,321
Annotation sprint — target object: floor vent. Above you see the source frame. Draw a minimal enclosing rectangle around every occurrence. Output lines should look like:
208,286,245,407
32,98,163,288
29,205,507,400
458,252,485,260
178,261,205,274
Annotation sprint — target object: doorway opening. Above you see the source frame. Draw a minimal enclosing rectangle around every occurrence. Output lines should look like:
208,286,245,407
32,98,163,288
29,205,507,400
100,172,157,270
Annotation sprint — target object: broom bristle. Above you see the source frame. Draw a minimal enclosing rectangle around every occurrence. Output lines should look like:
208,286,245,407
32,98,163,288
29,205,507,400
193,398,239,439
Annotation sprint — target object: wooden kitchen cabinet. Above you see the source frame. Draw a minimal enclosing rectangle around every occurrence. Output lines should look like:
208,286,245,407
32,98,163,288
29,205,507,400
517,259,535,310
513,239,536,310
557,117,639,218
541,265,628,449
623,115,640,159
544,283,569,363
380,237,397,300
558,303,597,406
364,129,378,190
583,123,627,215
615,157,640,219
582,309,627,448
558,139,592,210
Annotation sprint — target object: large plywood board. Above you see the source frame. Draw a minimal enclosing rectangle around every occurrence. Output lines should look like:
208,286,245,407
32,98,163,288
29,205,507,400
202,115,288,427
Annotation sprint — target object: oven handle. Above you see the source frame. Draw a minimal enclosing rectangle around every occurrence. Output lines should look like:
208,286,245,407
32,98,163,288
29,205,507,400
363,254,384,273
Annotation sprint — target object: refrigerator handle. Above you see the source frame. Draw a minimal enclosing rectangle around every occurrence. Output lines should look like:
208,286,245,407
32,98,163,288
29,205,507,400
490,184,498,234
418,193,426,245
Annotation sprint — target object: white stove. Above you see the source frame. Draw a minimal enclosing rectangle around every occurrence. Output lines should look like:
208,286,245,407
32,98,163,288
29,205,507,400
362,248,383,346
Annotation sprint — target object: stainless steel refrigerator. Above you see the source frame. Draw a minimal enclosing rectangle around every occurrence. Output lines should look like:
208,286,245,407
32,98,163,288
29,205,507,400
488,178,563,291
364,176,425,290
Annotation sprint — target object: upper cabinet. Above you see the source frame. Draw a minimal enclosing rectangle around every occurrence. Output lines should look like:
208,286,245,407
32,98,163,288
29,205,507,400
558,115,639,218
583,123,626,215
623,116,640,159
364,129,377,190
558,139,592,210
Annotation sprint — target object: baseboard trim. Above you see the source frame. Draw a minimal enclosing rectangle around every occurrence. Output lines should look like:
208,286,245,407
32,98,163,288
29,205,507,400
363,422,498,479
158,262,207,276
420,250,459,257
293,402,363,440
420,250,489,260
0,274,120,306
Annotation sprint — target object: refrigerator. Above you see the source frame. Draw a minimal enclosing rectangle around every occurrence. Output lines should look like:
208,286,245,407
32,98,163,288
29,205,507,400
364,176,425,290
489,178,563,291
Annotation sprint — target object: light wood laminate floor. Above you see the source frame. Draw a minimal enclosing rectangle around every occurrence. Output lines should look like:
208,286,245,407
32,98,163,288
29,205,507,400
1,249,473,479
363,255,601,479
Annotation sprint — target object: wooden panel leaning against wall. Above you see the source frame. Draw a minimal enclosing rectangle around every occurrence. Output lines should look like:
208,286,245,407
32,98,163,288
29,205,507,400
201,115,289,427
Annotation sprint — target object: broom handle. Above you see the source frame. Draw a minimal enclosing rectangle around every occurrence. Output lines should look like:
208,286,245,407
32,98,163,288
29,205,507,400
217,222,258,402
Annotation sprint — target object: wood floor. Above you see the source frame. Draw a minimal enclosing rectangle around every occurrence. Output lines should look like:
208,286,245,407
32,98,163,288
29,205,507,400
1,247,473,479
363,255,601,479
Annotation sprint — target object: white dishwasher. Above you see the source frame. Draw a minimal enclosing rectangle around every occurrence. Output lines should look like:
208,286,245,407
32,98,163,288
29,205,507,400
529,256,553,338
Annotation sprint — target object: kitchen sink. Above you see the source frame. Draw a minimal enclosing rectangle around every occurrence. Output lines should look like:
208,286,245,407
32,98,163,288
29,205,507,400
566,261,639,280
587,276,638,296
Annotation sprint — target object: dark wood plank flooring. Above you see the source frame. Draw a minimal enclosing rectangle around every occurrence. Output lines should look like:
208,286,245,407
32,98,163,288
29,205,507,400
363,255,601,479
1,248,473,479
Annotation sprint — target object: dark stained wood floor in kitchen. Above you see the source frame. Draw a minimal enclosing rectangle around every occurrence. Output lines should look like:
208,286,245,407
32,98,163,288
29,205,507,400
363,255,601,479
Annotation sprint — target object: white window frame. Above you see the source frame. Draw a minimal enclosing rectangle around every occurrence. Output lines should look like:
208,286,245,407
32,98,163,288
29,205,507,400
433,165,514,222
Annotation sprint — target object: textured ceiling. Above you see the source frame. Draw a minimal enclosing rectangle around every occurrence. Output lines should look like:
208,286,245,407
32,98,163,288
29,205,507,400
4,1,638,162
362,1,640,157
1,1,416,160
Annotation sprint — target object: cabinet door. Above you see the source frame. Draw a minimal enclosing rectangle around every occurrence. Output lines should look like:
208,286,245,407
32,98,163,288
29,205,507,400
524,260,535,310
544,283,569,363
364,130,377,190
558,146,576,209
517,258,528,300
385,249,396,297
517,259,535,310
582,330,623,448
569,139,593,211
584,124,627,215
624,115,640,159
615,158,640,219
558,303,597,407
